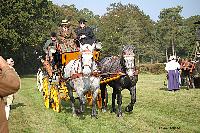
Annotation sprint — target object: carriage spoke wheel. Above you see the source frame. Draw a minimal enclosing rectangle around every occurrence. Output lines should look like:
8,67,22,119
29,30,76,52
86,91,93,106
51,85,61,113
96,89,108,109
96,90,102,109
60,82,69,101
43,77,50,108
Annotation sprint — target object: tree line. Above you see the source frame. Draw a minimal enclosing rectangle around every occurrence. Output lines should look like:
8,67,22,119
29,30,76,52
0,0,199,75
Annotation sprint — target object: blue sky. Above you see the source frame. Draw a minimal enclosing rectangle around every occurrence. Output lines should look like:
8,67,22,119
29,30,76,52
51,0,200,21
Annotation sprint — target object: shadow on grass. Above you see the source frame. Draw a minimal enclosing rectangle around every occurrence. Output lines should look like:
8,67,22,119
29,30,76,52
160,86,200,91
59,98,132,119
11,102,26,110
59,95,135,118
180,86,200,90
60,99,93,120
180,86,190,90
159,87,168,91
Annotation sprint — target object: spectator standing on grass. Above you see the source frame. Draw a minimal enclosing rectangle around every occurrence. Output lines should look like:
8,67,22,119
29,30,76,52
0,56,20,133
165,56,181,91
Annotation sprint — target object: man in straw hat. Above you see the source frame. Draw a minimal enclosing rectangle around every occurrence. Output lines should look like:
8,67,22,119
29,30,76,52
58,16,77,52
165,55,181,91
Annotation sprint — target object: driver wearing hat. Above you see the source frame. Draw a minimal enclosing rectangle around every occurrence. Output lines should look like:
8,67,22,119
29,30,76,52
75,18,96,45
58,17,77,40
58,17,77,51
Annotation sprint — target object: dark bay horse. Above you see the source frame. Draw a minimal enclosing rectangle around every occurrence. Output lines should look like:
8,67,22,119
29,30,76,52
99,45,138,117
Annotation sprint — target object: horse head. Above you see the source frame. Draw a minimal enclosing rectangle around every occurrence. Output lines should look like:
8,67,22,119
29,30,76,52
121,45,136,79
80,43,96,76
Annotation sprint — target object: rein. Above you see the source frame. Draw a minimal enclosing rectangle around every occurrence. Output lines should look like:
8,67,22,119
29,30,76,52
69,72,100,80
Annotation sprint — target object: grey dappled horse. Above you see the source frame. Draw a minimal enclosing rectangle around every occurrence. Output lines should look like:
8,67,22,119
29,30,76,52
100,45,138,117
64,44,100,118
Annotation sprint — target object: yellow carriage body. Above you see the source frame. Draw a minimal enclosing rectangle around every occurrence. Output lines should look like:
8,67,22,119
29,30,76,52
61,51,80,65
61,50,100,65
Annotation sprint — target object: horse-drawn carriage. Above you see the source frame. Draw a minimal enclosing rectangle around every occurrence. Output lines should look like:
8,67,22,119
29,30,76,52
179,21,200,89
180,55,200,89
37,43,138,117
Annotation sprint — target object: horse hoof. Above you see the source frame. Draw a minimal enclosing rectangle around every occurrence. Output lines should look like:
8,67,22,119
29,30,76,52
75,109,83,114
102,108,107,113
72,113,78,117
117,113,123,117
125,105,133,112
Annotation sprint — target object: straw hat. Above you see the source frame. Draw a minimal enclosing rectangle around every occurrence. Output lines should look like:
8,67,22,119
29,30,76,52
61,16,72,25
61,19,70,25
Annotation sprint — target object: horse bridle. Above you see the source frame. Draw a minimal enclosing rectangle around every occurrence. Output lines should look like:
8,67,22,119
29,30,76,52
120,54,136,76
80,49,94,74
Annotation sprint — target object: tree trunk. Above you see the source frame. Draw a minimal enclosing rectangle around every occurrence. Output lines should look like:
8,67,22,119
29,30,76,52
151,58,153,64
165,48,168,62
172,38,175,56
137,54,140,65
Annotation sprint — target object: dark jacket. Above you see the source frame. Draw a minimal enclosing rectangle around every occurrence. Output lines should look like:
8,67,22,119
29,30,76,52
0,57,20,133
75,26,96,45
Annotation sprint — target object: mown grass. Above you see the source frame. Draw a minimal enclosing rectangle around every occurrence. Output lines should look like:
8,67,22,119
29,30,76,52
9,74,200,133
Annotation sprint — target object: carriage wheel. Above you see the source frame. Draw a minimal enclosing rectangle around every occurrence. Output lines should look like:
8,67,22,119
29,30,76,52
96,91,102,109
86,91,93,106
43,77,50,108
60,82,69,101
96,88,108,109
51,85,61,113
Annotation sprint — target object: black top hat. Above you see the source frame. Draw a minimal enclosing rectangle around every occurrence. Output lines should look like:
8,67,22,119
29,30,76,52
79,18,87,23
50,32,57,37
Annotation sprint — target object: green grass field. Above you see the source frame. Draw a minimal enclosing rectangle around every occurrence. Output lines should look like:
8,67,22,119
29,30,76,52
9,74,200,133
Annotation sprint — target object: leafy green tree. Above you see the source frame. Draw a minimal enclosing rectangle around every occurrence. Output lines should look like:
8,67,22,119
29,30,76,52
156,6,183,61
96,3,156,63
0,0,63,74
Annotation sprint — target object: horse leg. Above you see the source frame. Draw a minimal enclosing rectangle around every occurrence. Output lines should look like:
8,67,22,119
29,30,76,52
189,75,195,88
110,90,117,113
66,83,76,116
116,90,122,117
125,85,136,112
91,89,98,118
100,84,107,112
79,91,86,113
191,76,195,88
186,75,190,90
